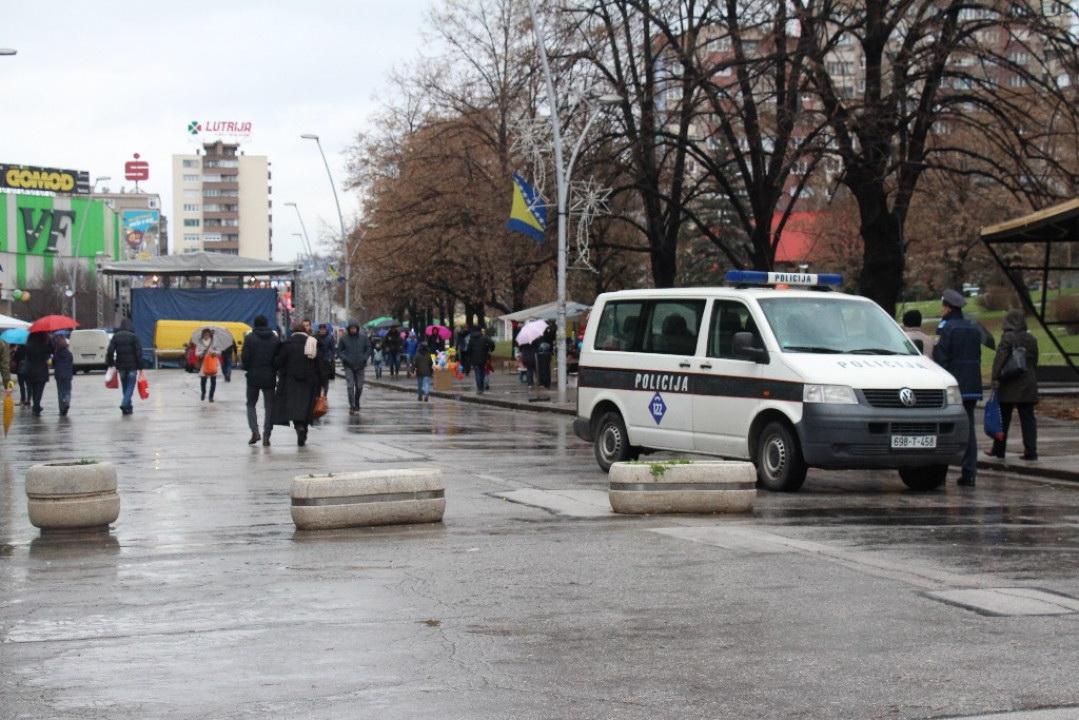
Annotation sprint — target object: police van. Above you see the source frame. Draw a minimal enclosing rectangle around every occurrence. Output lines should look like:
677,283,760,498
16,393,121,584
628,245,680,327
573,272,969,491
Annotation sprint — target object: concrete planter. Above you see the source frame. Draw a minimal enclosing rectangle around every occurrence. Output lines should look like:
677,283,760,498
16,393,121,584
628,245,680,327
26,461,120,531
291,468,445,531
608,460,756,515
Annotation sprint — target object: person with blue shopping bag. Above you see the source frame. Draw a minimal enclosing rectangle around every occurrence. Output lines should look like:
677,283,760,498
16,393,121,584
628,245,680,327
987,309,1039,461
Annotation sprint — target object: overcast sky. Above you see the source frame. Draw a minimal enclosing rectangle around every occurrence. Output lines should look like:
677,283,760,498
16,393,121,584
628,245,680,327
0,0,433,262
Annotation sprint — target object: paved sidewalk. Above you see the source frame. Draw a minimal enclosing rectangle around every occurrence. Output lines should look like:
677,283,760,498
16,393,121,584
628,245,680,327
359,367,1079,483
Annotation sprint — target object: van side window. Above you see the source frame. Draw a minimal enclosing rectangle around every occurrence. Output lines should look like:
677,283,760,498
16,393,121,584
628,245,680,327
707,300,756,358
593,301,644,351
641,300,705,355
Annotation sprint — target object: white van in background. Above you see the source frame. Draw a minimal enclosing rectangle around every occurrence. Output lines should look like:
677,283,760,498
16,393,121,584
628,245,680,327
68,329,110,373
573,272,969,492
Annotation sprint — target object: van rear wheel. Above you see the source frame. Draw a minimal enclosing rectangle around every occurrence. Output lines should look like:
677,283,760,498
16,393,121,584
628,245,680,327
899,465,947,491
755,421,807,492
593,411,636,473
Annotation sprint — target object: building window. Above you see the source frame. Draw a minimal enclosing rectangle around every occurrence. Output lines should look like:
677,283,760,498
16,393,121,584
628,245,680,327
202,233,222,244
1008,51,1029,66
182,203,200,212
183,218,200,227
182,159,200,168
183,174,199,183
183,233,199,244
184,189,200,197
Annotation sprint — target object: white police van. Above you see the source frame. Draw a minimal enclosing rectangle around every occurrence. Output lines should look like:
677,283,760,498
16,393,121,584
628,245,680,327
573,272,969,491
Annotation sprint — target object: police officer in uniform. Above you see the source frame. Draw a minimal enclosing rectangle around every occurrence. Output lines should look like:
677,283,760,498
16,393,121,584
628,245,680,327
932,289,982,486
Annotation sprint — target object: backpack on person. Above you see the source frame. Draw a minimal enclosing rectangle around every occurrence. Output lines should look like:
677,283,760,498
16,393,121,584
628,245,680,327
999,345,1028,381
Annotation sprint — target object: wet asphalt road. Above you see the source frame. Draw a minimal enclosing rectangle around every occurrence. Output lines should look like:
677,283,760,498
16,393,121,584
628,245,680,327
2,371,1079,719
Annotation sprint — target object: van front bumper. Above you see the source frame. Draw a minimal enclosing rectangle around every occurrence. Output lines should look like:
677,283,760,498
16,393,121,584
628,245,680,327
795,403,968,469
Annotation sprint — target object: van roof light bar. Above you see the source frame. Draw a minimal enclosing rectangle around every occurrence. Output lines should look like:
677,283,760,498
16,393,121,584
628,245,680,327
725,270,842,288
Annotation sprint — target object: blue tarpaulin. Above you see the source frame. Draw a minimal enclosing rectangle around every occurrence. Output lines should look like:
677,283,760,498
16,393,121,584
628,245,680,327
131,288,278,351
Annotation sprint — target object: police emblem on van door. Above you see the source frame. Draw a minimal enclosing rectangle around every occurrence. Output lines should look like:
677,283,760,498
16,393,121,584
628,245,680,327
898,388,916,407
649,393,667,424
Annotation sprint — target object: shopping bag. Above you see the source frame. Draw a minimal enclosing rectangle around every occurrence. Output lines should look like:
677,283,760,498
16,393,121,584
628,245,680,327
104,367,119,389
201,354,220,376
137,371,150,400
3,392,13,436
312,394,329,420
983,392,1005,441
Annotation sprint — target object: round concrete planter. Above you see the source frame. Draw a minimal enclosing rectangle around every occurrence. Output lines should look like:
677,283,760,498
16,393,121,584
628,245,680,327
25,461,120,531
291,468,445,531
608,460,756,514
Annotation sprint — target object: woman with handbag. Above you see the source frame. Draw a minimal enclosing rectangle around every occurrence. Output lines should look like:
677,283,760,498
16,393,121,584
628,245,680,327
272,320,320,446
987,309,1039,460
196,329,220,402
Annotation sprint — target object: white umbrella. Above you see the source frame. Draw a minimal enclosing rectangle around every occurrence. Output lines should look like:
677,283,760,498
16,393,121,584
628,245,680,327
0,313,30,330
516,319,549,346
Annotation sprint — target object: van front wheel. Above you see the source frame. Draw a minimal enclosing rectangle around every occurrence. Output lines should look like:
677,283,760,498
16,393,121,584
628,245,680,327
755,421,807,492
594,411,636,472
898,465,947,491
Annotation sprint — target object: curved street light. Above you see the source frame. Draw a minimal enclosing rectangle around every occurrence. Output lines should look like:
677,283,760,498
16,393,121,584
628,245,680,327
300,133,352,318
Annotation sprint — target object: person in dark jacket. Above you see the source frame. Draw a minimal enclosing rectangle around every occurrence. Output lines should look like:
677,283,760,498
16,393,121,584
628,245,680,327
52,335,74,416
337,320,372,415
384,328,403,378
106,318,144,415
412,341,434,401
466,327,495,394
932,289,983,486
23,331,54,416
272,321,319,446
536,322,555,390
315,323,336,397
988,309,1039,460
12,344,30,406
241,316,280,446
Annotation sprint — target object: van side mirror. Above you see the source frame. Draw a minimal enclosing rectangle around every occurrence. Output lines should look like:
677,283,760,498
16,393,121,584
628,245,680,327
733,331,768,363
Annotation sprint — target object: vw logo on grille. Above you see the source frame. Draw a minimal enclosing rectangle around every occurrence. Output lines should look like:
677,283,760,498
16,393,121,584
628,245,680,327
898,387,916,407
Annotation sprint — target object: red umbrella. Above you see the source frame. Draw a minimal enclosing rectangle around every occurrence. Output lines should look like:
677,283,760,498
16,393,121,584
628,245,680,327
29,315,79,334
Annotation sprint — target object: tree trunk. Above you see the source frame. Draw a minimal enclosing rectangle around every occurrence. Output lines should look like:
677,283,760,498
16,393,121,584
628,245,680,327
856,199,905,318
650,234,678,288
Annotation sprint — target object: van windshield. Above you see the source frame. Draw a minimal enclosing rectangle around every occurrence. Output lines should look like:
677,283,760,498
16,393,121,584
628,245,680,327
757,297,918,355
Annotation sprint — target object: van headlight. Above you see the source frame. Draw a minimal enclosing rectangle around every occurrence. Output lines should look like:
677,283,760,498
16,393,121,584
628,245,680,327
803,384,858,404
945,385,961,406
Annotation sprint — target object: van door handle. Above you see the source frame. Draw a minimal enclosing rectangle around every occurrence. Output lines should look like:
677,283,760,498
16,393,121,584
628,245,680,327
700,363,713,370
678,361,691,368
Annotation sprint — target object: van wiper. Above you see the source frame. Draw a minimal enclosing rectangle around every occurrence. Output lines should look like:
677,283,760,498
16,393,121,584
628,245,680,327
849,348,901,355
783,345,842,353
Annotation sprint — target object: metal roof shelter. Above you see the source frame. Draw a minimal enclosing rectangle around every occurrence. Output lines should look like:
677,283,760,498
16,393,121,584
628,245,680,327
981,198,1079,379
99,251,299,279
496,300,591,340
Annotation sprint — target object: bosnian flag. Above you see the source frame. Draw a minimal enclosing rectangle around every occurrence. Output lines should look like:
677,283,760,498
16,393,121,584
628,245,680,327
507,172,547,242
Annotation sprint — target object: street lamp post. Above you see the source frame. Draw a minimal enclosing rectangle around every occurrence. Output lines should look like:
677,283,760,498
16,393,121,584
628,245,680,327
285,201,320,323
525,0,619,403
300,133,351,319
71,176,110,325
0,49,16,56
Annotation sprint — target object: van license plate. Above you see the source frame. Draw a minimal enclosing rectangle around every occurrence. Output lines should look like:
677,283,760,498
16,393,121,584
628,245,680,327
891,435,936,449
81,353,96,358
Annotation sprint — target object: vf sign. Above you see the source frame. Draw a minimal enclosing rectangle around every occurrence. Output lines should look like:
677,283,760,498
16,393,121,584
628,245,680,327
124,153,149,182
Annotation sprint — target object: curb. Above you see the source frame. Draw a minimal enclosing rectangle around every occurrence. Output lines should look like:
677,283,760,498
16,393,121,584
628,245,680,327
360,376,576,416
977,458,1078,483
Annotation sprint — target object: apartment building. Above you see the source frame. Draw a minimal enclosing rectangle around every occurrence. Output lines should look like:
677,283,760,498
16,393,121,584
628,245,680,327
171,141,272,259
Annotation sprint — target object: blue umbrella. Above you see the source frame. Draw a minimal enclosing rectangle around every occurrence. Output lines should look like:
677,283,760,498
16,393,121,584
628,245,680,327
0,328,28,345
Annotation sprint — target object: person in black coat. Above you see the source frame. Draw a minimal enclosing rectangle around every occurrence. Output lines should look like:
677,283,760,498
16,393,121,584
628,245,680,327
12,344,30,406
272,321,319,447
466,327,495,394
315,323,336,397
23,331,54,416
241,315,280,446
106,318,144,415
988,309,1039,460
932,289,983,486
52,335,75,416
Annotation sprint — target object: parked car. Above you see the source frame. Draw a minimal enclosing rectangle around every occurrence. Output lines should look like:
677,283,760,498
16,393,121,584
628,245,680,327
68,329,111,373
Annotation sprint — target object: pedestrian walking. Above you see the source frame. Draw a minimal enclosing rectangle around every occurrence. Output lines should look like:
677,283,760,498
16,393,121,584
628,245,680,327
315,323,336,398
901,309,936,357
106,319,143,415
372,341,385,379
272,320,319,447
537,322,555,389
52,335,74,416
12,344,30,406
196,328,220,402
932,289,983,486
466,327,495,394
405,331,418,377
413,341,433,401
241,315,280,446
518,339,537,388
221,340,236,383
23,331,54,416
384,329,402,378
337,320,372,415
987,309,1039,461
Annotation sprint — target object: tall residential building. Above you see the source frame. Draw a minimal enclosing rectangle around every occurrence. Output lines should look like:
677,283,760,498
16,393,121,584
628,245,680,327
171,141,272,259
